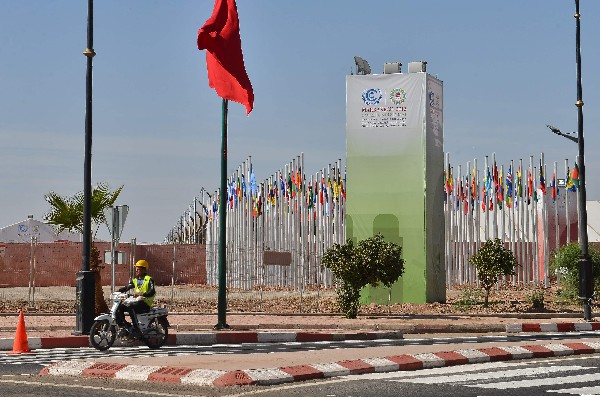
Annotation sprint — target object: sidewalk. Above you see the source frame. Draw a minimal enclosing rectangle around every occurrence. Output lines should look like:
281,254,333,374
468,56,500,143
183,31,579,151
3,311,600,387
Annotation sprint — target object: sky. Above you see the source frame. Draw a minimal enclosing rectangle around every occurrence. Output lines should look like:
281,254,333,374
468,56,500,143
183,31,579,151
1,1,599,244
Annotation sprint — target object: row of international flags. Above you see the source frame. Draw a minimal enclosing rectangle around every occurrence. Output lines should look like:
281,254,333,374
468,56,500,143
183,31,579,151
204,164,347,221
444,160,580,213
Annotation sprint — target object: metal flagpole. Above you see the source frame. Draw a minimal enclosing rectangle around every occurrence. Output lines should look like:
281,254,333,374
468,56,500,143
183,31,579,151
544,161,550,288
554,161,559,253
565,159,570,243
519,159,525,285
510,160,516,285
215,98,229,330
492,153,497,240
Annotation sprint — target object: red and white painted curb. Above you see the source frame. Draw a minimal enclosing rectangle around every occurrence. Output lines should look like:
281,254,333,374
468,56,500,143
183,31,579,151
39,341,600,387
4,321,600,350
505,322,600,333
0,330,402,351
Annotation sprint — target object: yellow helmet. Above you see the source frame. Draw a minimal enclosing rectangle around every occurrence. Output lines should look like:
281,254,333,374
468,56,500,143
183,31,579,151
135,259,149,269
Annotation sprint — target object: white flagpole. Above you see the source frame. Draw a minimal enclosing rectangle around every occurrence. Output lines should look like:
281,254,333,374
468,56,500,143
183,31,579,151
510,160,516,286
565,158,570,243
554,161,559,252
484,156,489,242
492,153,498,240
519,158,525,285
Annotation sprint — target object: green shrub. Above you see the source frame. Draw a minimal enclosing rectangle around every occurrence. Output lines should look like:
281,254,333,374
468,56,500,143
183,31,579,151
550,242,600,302
322,234,405,318
526,289,545,310
454,287,483,310
468,238,518,307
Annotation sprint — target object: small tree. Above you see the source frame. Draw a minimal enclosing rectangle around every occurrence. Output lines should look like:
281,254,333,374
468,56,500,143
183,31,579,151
322,234,405,318
468,238,517,307
45,183,123,315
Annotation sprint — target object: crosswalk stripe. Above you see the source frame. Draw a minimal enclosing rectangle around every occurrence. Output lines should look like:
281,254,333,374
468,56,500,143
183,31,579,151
549,385,600,395
390,365,588,384
468,372,600,389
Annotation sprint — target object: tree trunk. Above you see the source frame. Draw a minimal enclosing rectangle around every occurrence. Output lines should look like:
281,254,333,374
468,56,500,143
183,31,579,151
90,245,109,315
484,287,491,307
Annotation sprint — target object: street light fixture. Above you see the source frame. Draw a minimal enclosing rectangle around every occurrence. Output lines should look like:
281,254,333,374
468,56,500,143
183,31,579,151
547,0,592,321
546,124,578,144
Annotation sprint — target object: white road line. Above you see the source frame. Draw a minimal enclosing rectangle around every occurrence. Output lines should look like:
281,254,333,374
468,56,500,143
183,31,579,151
549,385,600,395
0,379,208,397
388,365,588,384
468,372,600,389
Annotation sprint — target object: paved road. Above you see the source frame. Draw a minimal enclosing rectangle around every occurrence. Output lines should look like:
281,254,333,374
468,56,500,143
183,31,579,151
1,354,600,397
234,354,600,397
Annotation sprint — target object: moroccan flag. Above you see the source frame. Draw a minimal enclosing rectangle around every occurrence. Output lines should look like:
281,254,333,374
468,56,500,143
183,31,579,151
197,0,254,114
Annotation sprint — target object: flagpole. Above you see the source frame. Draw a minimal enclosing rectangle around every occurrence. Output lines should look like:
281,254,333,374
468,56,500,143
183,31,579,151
215,98,229,330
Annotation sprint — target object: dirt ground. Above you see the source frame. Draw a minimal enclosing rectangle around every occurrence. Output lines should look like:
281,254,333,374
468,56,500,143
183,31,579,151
0,283,585,316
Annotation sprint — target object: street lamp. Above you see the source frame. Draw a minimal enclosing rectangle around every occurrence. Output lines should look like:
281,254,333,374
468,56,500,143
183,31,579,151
546,124,578,143
546,0,592,321
74,0,96,335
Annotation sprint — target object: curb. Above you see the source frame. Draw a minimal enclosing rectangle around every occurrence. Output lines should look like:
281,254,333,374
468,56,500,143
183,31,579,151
505,322,600,333
39,341,600,387
0,330,403,351
3,321,600,350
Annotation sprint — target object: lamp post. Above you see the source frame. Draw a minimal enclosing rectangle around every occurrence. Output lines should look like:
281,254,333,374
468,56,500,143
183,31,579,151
546,0,592,321
74,0,96,335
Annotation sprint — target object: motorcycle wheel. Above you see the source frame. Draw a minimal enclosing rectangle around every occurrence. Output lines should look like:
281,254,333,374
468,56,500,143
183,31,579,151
143,317,168,349
89,320,116,351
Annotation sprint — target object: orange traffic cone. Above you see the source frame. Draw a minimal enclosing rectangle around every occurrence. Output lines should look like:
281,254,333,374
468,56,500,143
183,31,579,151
8,310,31,354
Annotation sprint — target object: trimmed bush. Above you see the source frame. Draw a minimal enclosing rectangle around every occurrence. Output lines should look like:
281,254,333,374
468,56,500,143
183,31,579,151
468,238,517,307
322,234,405,318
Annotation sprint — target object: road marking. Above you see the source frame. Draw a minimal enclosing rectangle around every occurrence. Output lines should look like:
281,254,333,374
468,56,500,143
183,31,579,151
389,365,588,384
0,378,208,397
549,385,600,395
469,372,600,389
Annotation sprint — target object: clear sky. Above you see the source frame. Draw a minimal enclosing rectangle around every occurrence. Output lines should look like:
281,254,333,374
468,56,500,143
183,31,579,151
1,1,599,243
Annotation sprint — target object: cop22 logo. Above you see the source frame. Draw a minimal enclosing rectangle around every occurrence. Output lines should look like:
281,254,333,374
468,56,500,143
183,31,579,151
389,88,407,105
361,88,383,105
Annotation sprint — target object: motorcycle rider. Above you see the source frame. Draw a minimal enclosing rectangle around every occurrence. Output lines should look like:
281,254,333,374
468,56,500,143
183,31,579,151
117,259,156,337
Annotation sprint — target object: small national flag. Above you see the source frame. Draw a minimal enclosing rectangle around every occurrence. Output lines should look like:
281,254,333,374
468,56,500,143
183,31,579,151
505,166,513,208
249,165,257,194
566,163,578,192
539,167,547,195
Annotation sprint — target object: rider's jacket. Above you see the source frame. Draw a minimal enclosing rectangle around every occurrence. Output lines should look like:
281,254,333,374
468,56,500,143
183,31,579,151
120,275,156,307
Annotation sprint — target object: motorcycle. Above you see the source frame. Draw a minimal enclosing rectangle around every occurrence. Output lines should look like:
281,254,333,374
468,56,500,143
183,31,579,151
89,291,169,351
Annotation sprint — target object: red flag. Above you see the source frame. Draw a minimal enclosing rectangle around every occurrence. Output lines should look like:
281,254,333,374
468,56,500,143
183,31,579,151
197,0,254,114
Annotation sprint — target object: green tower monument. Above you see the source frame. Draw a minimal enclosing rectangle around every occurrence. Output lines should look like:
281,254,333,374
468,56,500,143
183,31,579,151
346,63,445,304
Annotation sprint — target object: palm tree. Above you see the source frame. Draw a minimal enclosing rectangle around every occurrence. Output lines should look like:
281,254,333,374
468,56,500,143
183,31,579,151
44,183,124,315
